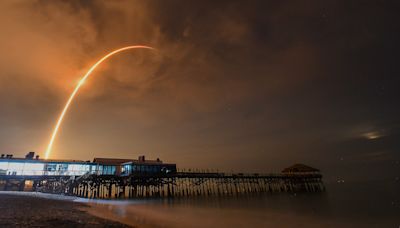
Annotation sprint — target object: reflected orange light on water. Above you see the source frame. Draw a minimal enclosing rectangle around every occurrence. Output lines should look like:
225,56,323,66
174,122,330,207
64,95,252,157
44,45,156,159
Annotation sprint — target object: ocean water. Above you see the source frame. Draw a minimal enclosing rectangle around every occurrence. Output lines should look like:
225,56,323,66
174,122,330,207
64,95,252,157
82,180,400,228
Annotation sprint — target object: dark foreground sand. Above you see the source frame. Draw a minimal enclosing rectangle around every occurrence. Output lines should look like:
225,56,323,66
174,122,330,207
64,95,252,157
0,193,131,228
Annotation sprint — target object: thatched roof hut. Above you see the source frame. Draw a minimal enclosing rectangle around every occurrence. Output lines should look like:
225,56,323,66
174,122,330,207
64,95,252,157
282,164,320,174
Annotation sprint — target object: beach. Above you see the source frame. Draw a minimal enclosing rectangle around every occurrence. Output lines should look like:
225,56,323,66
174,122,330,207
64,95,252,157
0,192,130,227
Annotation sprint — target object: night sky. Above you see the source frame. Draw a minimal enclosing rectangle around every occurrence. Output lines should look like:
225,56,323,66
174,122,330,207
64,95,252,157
0,0,399,182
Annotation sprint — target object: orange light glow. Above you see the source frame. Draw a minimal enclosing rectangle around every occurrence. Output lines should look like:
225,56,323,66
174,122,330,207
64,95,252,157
45,45,155,159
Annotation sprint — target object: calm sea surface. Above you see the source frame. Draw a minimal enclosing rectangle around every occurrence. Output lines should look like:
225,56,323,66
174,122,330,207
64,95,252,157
81,180,400,228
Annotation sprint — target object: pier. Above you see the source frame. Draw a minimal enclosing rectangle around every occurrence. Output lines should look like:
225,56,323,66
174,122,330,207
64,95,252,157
68,173,324,199
0,152,324,198
30,170,324,199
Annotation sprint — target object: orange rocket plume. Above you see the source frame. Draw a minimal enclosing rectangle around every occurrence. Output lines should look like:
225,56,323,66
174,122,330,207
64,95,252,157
45,45,155,159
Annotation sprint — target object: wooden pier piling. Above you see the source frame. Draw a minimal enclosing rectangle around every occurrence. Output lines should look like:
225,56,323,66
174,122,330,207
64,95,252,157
33,171,325,199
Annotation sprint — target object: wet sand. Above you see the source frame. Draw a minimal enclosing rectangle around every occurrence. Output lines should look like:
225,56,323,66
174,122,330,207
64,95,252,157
0,192,131,227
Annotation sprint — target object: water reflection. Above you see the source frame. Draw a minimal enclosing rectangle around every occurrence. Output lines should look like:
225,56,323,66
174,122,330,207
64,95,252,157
83,181,399,228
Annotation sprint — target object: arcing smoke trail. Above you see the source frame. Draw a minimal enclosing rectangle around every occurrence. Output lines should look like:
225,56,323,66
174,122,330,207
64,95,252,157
45,45,155,159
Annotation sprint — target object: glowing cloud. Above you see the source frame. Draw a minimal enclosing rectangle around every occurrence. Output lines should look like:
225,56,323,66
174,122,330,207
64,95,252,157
363,131,384,140
45,45,156,159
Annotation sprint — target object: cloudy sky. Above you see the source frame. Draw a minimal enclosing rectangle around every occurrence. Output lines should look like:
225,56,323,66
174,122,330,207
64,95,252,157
0,0,399,181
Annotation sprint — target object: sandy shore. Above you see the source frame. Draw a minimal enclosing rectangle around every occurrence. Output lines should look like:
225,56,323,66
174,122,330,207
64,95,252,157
0,192,132,227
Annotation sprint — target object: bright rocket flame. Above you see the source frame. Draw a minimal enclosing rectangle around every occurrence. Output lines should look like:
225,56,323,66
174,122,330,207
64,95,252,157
45,45,155,159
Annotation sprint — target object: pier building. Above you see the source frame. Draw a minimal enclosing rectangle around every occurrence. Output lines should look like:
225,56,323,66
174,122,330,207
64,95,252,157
0,152,175,177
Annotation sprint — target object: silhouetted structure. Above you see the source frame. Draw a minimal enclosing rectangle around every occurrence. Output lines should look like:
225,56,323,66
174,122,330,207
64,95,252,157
0,152,324,197
282,164,320,174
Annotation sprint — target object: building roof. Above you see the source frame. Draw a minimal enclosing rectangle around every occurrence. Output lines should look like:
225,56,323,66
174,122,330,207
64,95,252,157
0,154,172,166
282,164,320,173
0,157,91,164
94,156,171,166
122,160,176,166
93,158,134,165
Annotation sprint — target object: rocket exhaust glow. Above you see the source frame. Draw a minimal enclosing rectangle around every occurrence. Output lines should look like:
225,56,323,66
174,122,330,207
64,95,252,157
44,45,155,159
